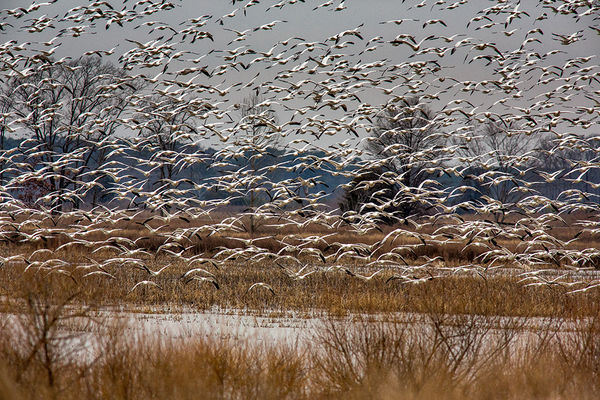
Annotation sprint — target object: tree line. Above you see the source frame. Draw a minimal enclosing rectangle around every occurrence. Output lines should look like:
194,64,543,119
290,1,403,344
0,56,597,225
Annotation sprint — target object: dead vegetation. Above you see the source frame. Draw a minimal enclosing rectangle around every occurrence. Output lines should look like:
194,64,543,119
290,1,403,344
0,214,599,318
0,254,598,318
0,216,599,398
0,283,598,400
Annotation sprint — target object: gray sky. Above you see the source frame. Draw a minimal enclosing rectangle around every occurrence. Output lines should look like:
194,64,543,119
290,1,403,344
1,0,598,152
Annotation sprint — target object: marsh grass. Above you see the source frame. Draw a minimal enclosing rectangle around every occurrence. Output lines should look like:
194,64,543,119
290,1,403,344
1,213,596,266
0,257,597,318
0,215,599,398
1,216,599,319
0,288,598,400
0,250,598,319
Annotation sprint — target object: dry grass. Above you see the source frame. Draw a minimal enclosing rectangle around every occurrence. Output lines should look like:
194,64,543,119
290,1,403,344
0,213,599,398
1,211,597,263
0,258,598,318
0,213,599,319
0,282,598,400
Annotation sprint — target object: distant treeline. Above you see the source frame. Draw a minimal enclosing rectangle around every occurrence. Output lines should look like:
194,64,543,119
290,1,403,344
1,136,598,216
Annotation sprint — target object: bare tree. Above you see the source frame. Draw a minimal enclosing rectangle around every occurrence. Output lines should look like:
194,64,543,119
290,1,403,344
340,97,442,221
536,134,600,200
13,276,95,390
231,93,280,234
456,118,537,221
0,92,12,187
134,94,200,212
4,56,140,211
236,93,280,153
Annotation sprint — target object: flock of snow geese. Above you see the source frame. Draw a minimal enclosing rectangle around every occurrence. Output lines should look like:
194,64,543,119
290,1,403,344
0,0,599,297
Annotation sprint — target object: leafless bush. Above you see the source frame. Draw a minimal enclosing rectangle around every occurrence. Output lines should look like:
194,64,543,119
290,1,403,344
2,275,98,395
312,311,528,399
